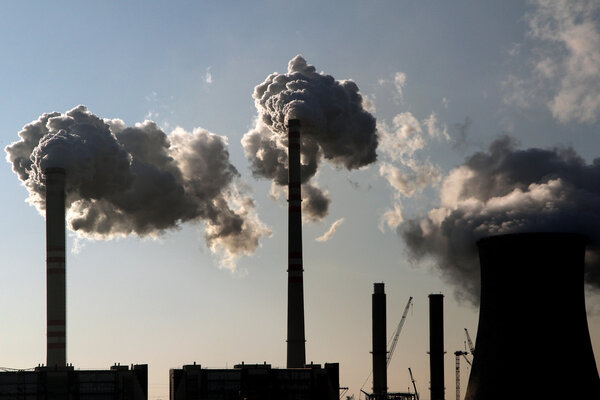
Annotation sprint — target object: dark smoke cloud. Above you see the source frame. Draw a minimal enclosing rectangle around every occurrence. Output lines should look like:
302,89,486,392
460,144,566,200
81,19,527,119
242,55,377,219
401,136,600,304
6,106,270,269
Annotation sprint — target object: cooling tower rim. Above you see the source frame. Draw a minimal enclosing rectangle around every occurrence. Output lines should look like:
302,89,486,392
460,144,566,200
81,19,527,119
43,167,66,175
477,232,589,247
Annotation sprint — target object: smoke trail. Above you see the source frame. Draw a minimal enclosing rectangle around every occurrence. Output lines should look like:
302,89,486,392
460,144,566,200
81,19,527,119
6,105,270,269
242,55,377,220
400,136,600,303
316,218,345,242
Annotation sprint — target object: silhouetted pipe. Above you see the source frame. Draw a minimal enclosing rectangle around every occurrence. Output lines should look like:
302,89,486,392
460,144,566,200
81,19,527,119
429,294,445,400
45,167,67,367
372,283,387,398
465,232,600,400
286,119,306,368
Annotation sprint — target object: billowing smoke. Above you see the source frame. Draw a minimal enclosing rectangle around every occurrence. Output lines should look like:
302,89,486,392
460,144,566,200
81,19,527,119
6,105,270,269
242,55,377,220
401,136,600,304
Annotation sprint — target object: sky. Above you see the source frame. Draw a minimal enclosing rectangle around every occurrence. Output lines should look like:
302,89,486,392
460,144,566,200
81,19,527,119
1,1,599,399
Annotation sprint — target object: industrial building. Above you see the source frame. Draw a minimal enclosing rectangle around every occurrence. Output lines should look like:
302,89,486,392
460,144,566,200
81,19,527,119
0,364,148,400
169,362,339,400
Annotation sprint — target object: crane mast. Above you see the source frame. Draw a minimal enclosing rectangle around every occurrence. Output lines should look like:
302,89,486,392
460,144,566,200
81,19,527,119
454,351,469,400
408,367,419,400
387,296,413,367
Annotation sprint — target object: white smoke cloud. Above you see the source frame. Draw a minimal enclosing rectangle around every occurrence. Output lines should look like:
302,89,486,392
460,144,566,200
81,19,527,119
377,110,448,229
6,105,270,270
504,0,600,124
528,0,600,124
400,136,600,303
242,55,378,221
315,218,345,242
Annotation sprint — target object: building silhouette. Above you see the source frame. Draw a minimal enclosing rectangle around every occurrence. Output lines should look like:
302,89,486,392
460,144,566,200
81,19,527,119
169,362,339,400
0,364,148,400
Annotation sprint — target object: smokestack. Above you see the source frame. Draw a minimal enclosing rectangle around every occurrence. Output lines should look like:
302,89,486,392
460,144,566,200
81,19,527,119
286,119,306,368
45,167,67,367
429,294,445,400
465,232,600,400
372,283,387,398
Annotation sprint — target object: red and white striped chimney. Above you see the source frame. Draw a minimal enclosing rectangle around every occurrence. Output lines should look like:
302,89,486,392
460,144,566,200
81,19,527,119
45,167,67,367
286,119,306,368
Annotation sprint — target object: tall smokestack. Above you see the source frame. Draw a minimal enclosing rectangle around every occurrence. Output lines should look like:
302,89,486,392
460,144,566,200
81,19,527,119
429,294,445,400
45,167,67,367
286,119,306,368
465,232,600,400
372,283,387,398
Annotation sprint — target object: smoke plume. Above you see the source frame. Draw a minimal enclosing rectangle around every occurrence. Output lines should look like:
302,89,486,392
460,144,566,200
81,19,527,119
242,55,377,219
401,136,600,303
6,105,270,269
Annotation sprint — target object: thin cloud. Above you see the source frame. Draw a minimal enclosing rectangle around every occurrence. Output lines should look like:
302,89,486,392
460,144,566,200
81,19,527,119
205,67,213,84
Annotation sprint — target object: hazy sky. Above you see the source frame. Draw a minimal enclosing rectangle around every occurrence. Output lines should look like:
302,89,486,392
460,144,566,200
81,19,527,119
1,1,599,399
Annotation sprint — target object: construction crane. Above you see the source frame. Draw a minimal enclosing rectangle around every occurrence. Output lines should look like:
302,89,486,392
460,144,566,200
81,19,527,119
464,328,475,355
387,296,413,367
454,351,469,400
408,367,419,400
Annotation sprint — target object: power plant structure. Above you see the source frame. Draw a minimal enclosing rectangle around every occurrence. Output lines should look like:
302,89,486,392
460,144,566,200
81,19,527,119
428,294,445,400
286,118,306,369
465,232,600,400
169,119,339,400
0,168,148,400
8,138,599,400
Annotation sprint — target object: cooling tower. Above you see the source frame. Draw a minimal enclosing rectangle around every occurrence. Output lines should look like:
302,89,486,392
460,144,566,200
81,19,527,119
45,167,67,367
372,283,387,398
429,294,445,400
286,119,306,368
465,232,600,400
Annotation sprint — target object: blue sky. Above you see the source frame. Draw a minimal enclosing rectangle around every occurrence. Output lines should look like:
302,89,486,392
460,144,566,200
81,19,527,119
1,1,599,399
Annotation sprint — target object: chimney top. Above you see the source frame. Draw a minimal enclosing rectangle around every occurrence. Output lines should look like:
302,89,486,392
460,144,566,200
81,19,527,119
288,119,301,127
374,282,385,294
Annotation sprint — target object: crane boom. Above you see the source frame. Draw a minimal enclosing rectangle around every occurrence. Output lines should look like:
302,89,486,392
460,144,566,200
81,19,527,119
464,328,475,355
387,296,413,367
